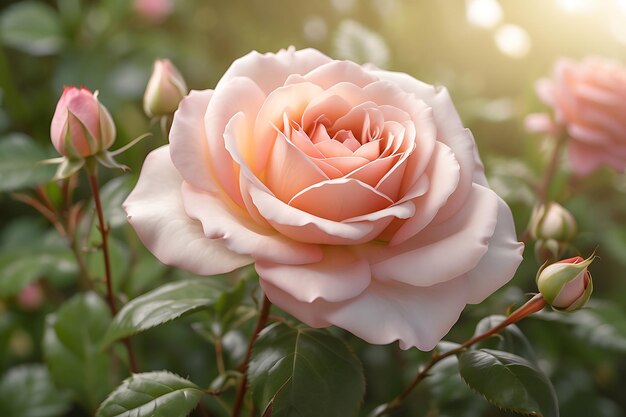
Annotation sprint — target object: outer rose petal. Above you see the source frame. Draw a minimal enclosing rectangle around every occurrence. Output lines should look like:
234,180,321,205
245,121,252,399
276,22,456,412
257,247,370,303
465,195,524,304
124,146,253,275
260,277,469,351
169,90,218,192
368,184,499,287
181,182,323,265
216,47,332,94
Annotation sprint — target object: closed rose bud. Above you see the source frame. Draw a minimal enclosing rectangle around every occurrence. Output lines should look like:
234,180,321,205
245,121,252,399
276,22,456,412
143,59,188,118
17,282,43,311
537,255,594,312
529,202,577,242
50,86,116,159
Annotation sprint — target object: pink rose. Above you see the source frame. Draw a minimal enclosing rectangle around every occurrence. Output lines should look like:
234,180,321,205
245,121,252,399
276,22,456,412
50,86,116,159
133,0,173,23
528,57,626,176
125,48,523,350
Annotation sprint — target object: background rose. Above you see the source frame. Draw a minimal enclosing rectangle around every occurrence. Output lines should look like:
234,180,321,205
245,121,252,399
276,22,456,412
125,47,523,350
527,57,626,176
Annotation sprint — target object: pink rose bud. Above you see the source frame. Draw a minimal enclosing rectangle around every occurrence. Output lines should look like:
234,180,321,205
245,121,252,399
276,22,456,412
143,59,188,118
536,255,593,312
17,282,44,311
134,0,173,23
529,202,577,242
50,86,116,159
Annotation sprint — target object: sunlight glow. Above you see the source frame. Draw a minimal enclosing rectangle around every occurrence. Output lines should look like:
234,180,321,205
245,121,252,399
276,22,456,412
466,0,503,29
494,24,531,58
555,0,595,13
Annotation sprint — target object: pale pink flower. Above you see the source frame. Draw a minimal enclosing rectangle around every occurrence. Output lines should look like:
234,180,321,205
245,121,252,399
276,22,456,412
125,48,523,350
529,57,626,176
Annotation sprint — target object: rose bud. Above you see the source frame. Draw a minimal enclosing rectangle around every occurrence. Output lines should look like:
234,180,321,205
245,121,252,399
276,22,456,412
536,255,594,312
134,0,173,23
16,282,44,311
529,202,576,242
143,59,188,118
50,86,116,159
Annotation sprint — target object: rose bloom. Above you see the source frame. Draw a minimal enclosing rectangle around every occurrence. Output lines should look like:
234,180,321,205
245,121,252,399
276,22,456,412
125,48,523,350
527,57,626,176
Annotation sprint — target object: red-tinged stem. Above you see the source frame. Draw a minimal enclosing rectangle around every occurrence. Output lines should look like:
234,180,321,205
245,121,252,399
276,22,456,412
87,168,139,374
375,294,546,416
231,295,272,417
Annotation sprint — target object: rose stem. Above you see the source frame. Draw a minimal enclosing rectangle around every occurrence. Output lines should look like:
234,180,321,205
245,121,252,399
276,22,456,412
86,165,139,373
231,295,272,417
536,134,567,205
375,294,546,417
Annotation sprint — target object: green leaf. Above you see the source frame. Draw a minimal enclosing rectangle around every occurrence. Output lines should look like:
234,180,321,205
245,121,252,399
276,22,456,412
0,134,55,192
0,1,64,56
458,349,559,417
44,292,117,412
474,315,537,363
249,322,365,417
102,278,225,346
96,371,203,417
536,300,626,352
0,364,72,417
0,224,76,297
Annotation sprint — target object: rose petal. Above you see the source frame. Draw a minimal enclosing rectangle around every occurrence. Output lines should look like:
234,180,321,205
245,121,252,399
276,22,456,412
464,195,524,304
266,131,328,202
169,90,218,192
369,183,499,286
253,82,324,173
257,247,370,303
303,60,378,89
389,142,461,245
205,76,266,206
288,178,392,221
260,277,469,351
181,182,322,265
124,146,252,275
216,47,332,94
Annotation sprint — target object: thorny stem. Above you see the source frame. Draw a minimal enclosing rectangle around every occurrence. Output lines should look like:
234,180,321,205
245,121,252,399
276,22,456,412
231,295,272,417
87,168,139,374
375,294,547,416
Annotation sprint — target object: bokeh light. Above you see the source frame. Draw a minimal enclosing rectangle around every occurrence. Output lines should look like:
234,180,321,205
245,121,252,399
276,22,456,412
465,0,503,29
494,24,532,59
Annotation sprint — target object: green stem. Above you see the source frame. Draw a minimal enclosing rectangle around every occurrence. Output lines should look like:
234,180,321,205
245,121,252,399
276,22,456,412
86,165,139,373
536,135,567,205
231,295,272,417
375,294,546,416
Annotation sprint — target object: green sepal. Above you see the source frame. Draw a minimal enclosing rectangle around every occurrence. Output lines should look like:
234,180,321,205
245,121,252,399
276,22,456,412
94,151,128,171
537,255,594,304
54,157,84,180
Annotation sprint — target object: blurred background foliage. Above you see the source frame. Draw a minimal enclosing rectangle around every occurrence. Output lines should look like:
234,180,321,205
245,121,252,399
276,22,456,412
0,0,625,416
